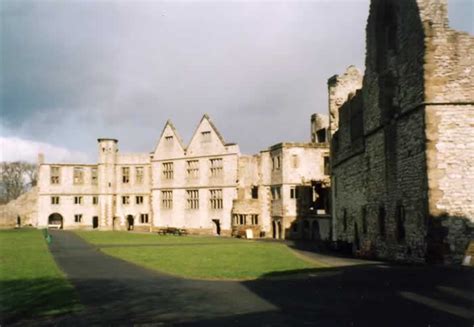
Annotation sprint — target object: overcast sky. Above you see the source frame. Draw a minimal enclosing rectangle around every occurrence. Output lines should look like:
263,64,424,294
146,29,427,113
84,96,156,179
1,0,472,163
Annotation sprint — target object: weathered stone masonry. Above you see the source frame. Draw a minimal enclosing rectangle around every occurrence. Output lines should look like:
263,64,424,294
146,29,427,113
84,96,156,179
331,0,474,264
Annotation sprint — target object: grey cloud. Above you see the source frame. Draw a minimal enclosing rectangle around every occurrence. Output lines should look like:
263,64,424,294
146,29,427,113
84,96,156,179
1,0,472,158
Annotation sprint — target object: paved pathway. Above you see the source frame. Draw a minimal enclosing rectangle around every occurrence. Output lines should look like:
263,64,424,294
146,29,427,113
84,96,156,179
19,231,474,326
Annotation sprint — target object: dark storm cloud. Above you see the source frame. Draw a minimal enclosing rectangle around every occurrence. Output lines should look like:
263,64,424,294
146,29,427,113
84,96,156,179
1,0,472,161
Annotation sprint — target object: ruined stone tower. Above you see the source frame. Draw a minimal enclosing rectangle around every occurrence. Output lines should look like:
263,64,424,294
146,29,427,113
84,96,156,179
98,138,118,229
331,0,474,264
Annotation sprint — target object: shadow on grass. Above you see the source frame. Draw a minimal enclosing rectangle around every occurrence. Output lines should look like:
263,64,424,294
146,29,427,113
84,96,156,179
0,278,82,325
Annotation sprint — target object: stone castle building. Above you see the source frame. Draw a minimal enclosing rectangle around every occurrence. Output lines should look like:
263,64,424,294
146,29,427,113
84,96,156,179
37,114,330,239
329,0,474,264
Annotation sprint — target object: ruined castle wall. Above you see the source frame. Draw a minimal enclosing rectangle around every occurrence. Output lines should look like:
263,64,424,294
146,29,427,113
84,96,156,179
425,104,474,263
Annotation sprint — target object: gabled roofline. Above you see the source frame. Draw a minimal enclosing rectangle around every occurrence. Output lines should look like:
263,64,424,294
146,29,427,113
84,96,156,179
187,114,227,148
152,119,186,154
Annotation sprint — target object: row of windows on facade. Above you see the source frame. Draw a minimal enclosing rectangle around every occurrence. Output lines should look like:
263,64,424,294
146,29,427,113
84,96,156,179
270,186,302,200
50,166,145,185
72,214,149,224
162,158,223,180
161,189,224,210
233,214,259,226
51,196,145,205
342,205,406,242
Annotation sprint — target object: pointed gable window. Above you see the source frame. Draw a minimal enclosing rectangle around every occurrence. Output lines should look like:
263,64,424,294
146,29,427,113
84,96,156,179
201,131,211,143
165,135,173,145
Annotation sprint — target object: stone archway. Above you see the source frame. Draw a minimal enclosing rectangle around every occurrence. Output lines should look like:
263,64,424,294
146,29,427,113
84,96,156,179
48,213,63,229
212,219,221,236
277,221,282,240
126,215,134,231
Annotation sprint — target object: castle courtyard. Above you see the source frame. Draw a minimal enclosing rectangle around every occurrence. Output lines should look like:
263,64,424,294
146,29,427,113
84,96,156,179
1,229,473,326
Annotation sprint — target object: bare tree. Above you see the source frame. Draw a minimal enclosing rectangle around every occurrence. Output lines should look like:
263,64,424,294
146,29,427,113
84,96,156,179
0,161,38,204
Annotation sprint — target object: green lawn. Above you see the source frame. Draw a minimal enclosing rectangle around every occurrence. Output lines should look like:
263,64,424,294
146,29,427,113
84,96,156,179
0,229,81,322
76,231,326,280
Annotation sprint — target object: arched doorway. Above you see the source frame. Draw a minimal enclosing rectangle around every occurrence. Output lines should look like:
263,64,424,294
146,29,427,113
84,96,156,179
92,216,99,229
277,221,282,240
312,221,320,241
126,215,134,231
48,213,63,229
303,220,311,240
212,219,221,235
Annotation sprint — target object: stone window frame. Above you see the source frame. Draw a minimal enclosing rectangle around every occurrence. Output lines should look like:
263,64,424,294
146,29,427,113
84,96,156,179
91,167,98,185
201,131,211,143
74,214,82,223
186,189,199,210
251,186,258,199
290,187,299,199
209,189,223,210
209,158,223,178
92,196,99,205
161,190,173,209
122,195,130,205
73,167,84,185
122,167,130,184
140,213,149,224
50,166,61,184
186,160,199,179
51,196,60,205
323,155,330,176
164,135,173,145
292,155,299,169
135,167,144,184
74,196,83,205
136,196,144,205
162,162,174,180
271,186,281,200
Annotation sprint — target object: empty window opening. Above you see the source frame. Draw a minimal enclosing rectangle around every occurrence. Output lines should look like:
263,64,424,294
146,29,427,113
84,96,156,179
292,155,299,168
74,196,83,205
122,167,130,184
136,196,144,205
50,166,61,184
201,131,211,142
135,167,144,184
323,156,330,175
251,186,258,199
91,168,98,185
316,129,327,143
73,167,84,185
51,196,60,205
122,196,130,205
140,213,149,224
74,214,82,223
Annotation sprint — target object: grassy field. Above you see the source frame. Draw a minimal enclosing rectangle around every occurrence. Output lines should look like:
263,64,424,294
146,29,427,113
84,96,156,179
76,231,326,280
0,229,81,322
